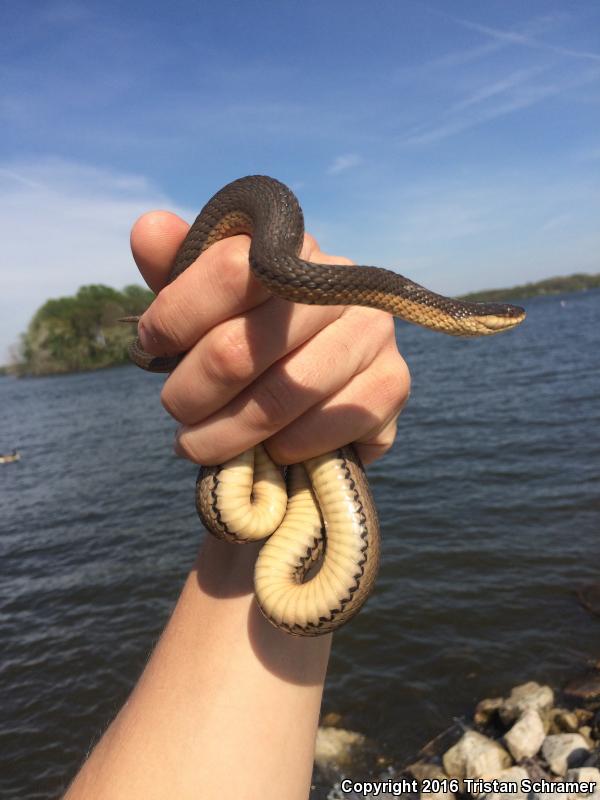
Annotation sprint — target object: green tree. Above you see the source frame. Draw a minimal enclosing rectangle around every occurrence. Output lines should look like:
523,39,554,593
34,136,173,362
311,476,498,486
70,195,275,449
11,283,154,376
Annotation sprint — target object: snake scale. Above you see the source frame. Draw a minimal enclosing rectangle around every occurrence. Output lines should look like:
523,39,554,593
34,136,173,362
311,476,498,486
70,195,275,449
125,175,526,636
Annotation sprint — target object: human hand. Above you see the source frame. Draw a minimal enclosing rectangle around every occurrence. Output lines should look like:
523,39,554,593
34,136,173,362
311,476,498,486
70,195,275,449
130,210,410,466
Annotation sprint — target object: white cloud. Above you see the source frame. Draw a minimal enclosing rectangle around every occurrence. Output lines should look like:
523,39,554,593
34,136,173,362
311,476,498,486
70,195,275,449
327,153,362,175
449,67,546,112
0,158,190,363
393,14,561,82
401,67,600,146
457,17,600,63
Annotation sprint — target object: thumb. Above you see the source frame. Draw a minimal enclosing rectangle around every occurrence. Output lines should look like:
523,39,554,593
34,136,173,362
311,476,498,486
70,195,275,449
130,210,190,294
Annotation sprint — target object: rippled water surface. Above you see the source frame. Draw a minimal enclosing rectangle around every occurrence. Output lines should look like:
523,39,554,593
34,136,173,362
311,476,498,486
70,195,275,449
1,290,599,798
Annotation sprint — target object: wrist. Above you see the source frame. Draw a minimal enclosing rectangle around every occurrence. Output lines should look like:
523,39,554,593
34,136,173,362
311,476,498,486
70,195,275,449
195,533,262,598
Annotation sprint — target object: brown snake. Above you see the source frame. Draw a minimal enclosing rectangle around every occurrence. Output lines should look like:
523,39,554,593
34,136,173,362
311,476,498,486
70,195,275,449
124,175,526,636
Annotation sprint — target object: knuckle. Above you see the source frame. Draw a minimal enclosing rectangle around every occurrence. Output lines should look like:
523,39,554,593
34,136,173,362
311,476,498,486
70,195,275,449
376,310,396,339
160,381,186,423
301,232,320,258
379,361,411,410
358,420,399,465
175,430,200,463
379,421,398,450
318,252,353,267
227,240,251,273
247,373,294,432
265,428,302,465
176,429,221,466
204,321,254,386
212,240,250,295
345,306,395,344
365,351,410,417
144,287,183,351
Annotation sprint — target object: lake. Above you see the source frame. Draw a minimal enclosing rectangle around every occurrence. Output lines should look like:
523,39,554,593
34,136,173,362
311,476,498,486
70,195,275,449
1,289,599,798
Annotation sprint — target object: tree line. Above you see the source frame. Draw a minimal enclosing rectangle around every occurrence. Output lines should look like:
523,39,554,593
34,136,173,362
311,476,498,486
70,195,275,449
460,272,600,302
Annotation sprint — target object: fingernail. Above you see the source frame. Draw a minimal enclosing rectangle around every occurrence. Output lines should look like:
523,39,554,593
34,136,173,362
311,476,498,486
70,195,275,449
173,427,186,458
173,443,185,459
137,315,155,351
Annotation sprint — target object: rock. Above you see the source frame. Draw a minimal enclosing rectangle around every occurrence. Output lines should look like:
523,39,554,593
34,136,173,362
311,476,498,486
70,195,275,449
443,731,512,781
418,721,466,761
566,767,600,799
592,710,600,740
406,762,457,799
578,726,594,746
475,698,504,727
541,734,590,776
549,709,581,734
564,673,600,704
566,765,600,783
407,761,449,782
504,709,546,760
421,788,455,800
484,766,529,800
314,726,366,771
420,782,456,800
500,682,554,726
531,789,570,800
583,751,600,770
409,763,455,800
575,709,594,727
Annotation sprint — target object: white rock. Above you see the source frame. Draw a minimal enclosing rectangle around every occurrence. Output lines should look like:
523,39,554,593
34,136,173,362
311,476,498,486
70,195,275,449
408,761,449,782
314,726,365,770
443,731,512,781
484,766,529,800
504,709,546,760
579,726,594,746
420,789,455,800
566,767,600,784
565,767,600,799
549,709,580,734
500,682,554,725
533,792,566,800
541,734,590,777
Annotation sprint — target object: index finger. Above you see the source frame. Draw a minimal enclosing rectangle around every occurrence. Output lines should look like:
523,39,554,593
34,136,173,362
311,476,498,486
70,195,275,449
130,210,270,356
130,211,326,358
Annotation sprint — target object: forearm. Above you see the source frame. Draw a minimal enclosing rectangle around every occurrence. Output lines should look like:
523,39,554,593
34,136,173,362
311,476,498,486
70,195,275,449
65,535,331,800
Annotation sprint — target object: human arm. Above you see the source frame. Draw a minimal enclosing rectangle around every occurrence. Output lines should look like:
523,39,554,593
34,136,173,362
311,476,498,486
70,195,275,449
64,210,410,800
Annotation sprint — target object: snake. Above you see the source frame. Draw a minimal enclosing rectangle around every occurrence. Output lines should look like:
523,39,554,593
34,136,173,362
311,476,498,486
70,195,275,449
124,175,526,637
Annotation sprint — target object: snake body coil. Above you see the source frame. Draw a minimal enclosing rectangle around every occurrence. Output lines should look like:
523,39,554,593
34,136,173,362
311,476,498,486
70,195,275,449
127,175,525,636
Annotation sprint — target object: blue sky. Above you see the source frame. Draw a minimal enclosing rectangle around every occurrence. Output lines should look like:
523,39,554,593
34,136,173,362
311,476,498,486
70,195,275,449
1,0,599,361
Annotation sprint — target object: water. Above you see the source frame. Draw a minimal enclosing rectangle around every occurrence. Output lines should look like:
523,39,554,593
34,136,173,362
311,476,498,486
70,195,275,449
1,290,599,798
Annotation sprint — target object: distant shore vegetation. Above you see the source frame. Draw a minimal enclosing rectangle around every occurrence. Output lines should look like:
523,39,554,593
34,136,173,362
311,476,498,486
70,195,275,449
459,272,600,302
4,272,599,376
8,284,153,377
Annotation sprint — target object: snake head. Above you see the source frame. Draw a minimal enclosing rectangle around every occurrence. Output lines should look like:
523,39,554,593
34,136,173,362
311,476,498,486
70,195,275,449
470,303,526,334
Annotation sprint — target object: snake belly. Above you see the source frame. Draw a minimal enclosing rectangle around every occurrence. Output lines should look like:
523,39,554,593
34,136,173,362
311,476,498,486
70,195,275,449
127,175,526,636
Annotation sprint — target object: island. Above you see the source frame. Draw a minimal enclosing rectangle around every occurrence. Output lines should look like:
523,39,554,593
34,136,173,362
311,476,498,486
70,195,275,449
8,284,153,377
